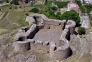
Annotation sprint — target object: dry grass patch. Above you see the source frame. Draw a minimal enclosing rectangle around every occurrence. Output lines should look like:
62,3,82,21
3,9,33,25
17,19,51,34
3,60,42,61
0,28,8,35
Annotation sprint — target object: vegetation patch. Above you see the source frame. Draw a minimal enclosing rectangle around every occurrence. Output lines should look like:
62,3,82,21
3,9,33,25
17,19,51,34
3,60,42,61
78,27,86,35
17,19,29,26
61,10,80,25
56,1,68,8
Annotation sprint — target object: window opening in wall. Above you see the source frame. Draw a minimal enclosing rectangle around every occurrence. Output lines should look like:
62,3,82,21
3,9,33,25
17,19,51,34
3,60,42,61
54,47,57,51
47,42,49,46
59,23,61,25
49,27,50,29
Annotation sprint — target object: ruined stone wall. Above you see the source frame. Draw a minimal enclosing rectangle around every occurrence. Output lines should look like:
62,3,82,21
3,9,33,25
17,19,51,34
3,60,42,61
28,14,65,29
14,40,30,51
50,20,76,61
30,40,50,53
14,14,76,61
44,19,66,29
66,20,76,34
14,24,38,51
50,29,70,61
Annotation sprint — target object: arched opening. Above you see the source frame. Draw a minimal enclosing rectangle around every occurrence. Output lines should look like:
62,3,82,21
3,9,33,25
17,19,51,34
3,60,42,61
18,36,25,41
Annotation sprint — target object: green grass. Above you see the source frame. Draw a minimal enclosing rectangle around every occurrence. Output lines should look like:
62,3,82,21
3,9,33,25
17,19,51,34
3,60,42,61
0,4,29,30
8,10,26,22
64,53,91,62
17,19,29,26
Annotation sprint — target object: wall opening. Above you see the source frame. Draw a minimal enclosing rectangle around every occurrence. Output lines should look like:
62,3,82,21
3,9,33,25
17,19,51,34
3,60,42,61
48,27,50,29
17,36,25,41
22,27,29,32
69,48,73,57
47,42,49,46
54,47,57,51
63,22,66,30
59,23,61,25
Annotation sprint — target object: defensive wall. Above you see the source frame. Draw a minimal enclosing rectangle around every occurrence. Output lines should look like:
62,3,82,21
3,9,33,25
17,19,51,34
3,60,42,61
14,14,76,61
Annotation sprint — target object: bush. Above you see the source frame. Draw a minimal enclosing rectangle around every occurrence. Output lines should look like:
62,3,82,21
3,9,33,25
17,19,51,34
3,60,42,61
78,27,85,35
25,13,29,16
55,12,62,19
49,10,55,16
61,10,80,26
29,8,39,13
51,6,57,11
56,2,67,8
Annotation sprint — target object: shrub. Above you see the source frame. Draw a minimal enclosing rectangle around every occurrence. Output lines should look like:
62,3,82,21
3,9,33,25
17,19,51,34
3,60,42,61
61,10,80,26
55,12,61,19
51,6,57,11
25,13,29,16
56,2,67,8
78,27,85,35
29,8,39,13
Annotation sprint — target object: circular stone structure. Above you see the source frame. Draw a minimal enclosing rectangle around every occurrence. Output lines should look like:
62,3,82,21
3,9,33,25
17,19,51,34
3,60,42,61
14,40,30,51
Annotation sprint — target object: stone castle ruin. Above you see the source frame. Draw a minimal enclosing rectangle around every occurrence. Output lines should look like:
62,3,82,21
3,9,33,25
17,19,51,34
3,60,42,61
14,14,76,61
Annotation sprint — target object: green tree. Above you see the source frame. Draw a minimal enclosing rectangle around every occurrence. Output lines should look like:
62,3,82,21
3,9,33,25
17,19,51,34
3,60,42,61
61,10,80,25
78,27,85,35
80,5,86,13
51,6,57,11
49,10,55,16
75,0,86,13
30,8,39,13
56,2,67,8
55,12,61,19
84,4,92,13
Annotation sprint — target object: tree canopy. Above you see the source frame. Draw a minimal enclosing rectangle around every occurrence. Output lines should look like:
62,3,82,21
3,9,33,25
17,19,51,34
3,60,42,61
56,2,68,8
61,10,80,25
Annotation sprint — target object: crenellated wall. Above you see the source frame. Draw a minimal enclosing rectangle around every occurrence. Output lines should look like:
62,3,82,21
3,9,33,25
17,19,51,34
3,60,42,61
14,14,76,61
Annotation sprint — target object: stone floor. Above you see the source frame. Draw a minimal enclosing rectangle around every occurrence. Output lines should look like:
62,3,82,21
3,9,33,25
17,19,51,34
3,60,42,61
33,29,62,44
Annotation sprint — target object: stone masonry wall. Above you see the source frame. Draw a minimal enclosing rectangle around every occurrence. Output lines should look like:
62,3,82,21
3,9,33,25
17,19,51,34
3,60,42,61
14,14,76,61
